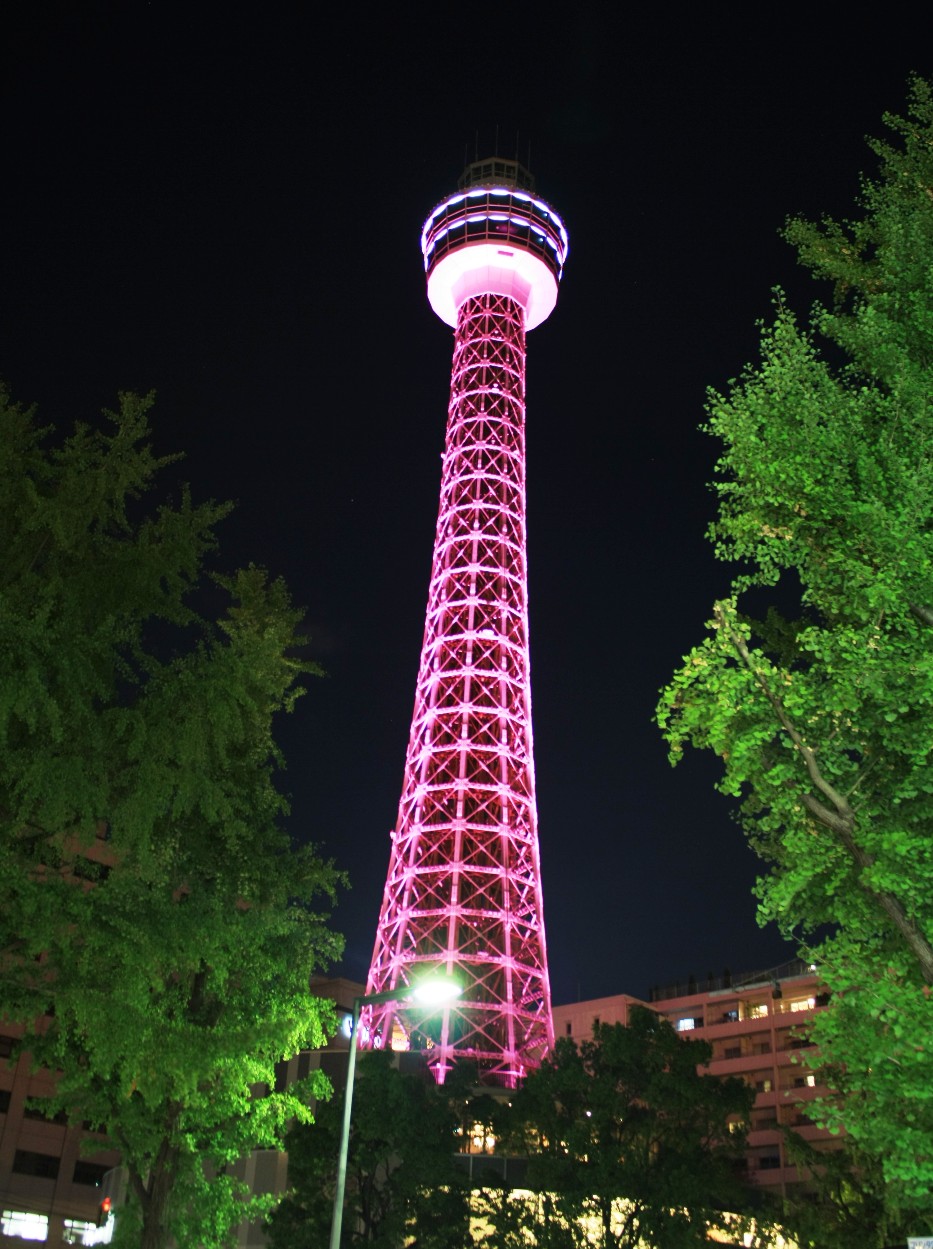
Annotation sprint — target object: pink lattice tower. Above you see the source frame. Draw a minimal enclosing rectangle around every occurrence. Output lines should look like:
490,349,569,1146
365,157,568,1087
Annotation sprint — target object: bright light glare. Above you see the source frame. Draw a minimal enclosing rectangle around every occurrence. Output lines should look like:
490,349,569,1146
410,976,463,1005
1,1211,48,1241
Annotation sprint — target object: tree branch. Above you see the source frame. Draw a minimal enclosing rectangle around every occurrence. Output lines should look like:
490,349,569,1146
716,602,933,985
715,604,852,815
909,601,933,628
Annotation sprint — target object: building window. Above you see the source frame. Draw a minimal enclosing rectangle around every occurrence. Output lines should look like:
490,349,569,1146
13,1150,60,1179
722,1009,739,1023
753,1114,778,1130
747,1002,769,1020
2,1210,49,1241
789,997,816,1012
565,1022,572,1036
23,1100,68,1124
63,1219,102,1244
0,1036,17,1059
0,1090,10,1113
72,1161,109,1187
675,1017,696,1032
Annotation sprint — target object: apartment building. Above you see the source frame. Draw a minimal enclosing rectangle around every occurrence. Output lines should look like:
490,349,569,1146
552,958,838,1198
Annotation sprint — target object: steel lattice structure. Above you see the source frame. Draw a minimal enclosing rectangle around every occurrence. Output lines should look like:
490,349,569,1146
366,158,568,1087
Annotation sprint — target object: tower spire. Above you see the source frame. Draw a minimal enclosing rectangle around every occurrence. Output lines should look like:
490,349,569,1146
365,159,568,1087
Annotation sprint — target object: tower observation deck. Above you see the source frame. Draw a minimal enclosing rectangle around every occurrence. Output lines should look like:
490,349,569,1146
365,157,568,1088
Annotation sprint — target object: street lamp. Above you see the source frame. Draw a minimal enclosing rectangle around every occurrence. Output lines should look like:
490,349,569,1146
328,973,463,1249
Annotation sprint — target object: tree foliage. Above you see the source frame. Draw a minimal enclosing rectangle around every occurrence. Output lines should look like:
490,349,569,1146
496,1009,754,1248
0,389,343,1248
777,1130,912,1249
265,1050,473,1248
656,77,933,1213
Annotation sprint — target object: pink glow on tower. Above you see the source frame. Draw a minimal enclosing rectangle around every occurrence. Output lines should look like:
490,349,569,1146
365,157,568,1088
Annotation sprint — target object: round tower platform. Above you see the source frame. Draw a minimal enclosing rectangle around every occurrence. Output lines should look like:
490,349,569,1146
421,157,568,331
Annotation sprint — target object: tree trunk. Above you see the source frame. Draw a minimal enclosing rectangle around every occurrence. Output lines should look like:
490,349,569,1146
130,1132,180,1249
140,1159,177,1249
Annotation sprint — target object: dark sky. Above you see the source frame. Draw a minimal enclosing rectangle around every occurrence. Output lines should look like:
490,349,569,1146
2,7,923,1004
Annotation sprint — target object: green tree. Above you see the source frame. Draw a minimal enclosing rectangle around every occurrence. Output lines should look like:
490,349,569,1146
777,1131,912,1249
0,388,343,1248
499,1009,754,1248
656,77,933,1217
266,1050,472,1248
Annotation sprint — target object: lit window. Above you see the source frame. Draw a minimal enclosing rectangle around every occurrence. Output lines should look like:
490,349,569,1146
467,1121,496,1154
389,1020,410,1053
806,1074,816,1088
675,1017,696,1032
789,997,816,1013
64,1217,114,1245
2,1209,49,1241
747,1003,769,1019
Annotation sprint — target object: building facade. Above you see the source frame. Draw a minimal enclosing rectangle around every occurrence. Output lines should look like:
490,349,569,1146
552,959,838,1199
1,1020,119,1247
1,829,120,1248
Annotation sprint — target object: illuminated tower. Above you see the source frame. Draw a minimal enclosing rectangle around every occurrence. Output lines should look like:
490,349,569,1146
366,157,568,1087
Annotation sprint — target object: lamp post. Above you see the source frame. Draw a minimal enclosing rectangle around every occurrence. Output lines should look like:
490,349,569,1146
328,974,462,1249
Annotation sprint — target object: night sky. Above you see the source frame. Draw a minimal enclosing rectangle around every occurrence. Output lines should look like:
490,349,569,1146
2,8,924,1005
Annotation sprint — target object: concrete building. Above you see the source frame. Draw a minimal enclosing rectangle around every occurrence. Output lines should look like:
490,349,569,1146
1,827,121,1248
552,958,839,1199
0,1017,120,1247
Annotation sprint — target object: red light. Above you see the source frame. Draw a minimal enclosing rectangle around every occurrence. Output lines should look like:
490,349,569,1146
101,1197,112,1214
